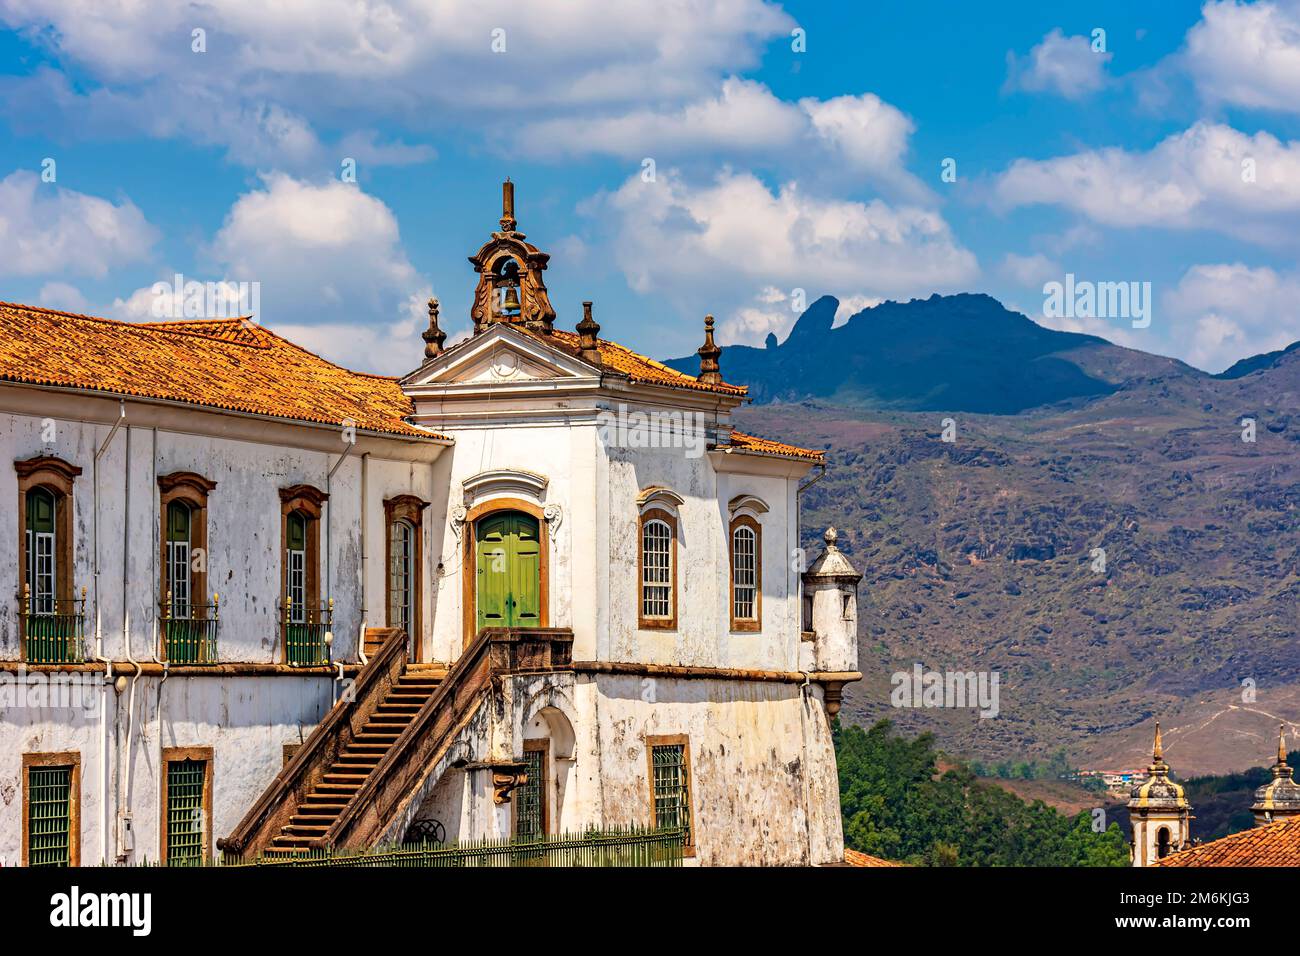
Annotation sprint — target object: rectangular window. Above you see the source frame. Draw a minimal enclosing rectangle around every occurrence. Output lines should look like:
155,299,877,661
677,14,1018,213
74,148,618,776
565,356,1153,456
647,735,693,854
729,516,761,632
638,510,677,630
162,748,212,866
23,752,80,867
515,743,548,841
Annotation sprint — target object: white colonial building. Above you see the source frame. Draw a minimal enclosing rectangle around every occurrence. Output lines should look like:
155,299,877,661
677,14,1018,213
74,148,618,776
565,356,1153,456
0,183,860,867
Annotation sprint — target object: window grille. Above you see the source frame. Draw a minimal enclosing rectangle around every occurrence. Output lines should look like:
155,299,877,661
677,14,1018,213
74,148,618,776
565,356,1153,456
641,519,672,619
651,744,691,846
27,765,71,867
732,525,757,621
166,759,206,865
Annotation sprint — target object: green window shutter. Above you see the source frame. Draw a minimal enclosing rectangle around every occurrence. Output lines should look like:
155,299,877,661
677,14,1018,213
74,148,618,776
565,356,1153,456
166,759,206,865
28,765,72,867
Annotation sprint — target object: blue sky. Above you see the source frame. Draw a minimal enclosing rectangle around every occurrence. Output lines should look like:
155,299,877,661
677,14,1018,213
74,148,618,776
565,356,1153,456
1,0,1297,374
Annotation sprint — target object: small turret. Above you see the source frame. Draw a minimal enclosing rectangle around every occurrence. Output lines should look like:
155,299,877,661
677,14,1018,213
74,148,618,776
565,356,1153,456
800,528,862,685
1252,724,1300,826
1128,722,1192,866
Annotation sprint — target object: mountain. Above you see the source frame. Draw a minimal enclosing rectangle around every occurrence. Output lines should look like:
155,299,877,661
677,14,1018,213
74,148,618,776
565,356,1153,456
1217,340,1300,379
694,294,1300,776
665,294,1199,414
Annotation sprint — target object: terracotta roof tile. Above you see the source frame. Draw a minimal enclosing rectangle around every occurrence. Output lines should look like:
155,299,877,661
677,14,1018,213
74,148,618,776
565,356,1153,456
726,430,825,462
529,328,748,397
844,848,905,867
0,302,442,440
1153,816,1300,866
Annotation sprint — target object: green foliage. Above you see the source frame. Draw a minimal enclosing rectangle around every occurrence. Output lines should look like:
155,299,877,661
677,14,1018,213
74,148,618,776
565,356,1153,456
836,720,1129,867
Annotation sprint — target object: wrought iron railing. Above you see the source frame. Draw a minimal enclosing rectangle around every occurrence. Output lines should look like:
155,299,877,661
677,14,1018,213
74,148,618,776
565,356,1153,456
160,592,220,664
281,597,332,666
227,826,684,868
20,584,86,664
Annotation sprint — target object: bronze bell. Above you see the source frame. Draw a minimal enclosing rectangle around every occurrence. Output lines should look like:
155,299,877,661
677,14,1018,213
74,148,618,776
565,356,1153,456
501,281,522,314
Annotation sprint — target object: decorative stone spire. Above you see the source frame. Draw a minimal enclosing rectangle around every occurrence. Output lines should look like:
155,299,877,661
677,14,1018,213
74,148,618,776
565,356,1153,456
1252,724,1300,825
422,296,446,359
500,178,517,233
1128,719,1192,866
576,300,601,364
697,314,722,384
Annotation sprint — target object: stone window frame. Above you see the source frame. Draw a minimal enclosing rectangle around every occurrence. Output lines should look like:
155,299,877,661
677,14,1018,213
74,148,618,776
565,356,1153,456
15,456,81,616
637,508,678,631
646,733,695,858
157,472,217,622
22,750,81,867
728,514,762,633
159,745,214,865
384,494,429,661
278,484,328,656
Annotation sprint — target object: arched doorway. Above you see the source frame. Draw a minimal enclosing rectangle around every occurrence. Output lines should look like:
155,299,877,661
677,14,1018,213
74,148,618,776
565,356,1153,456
472,509,543,635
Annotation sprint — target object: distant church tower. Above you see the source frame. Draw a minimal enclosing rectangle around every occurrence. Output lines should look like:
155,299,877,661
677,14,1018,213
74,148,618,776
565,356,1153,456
1128,723,1192,866
1251,725,1300,826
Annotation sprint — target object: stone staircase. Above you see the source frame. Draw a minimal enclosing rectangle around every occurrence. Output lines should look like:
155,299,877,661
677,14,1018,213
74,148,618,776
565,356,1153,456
263,664,445,857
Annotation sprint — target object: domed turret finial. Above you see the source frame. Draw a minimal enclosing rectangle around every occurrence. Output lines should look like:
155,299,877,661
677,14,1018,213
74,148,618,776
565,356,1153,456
1153,721,1164,763
824,527,839,548
1280,724,1289,766
422,296,446,359
697,314,722,384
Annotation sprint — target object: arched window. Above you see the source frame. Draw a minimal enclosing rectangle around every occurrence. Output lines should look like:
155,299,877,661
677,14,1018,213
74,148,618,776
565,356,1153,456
388,517,415,635
16,455,83,663
384,495,428,657
286,510,308,624
1156,827,1171,859
638,509,677,630
25,487,57,615
166,501,192,617
729,516,761,632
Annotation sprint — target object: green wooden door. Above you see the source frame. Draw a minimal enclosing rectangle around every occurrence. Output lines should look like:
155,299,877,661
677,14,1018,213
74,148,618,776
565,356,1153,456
475,511,541,631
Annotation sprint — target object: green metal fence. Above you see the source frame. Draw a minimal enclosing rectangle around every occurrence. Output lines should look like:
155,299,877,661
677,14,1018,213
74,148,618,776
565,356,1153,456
227,826,684,868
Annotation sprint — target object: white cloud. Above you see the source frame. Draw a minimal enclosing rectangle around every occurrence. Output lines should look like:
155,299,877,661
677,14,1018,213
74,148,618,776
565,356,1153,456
596,169,977,340
1005,29,1113,99
88,175,436,373
993,122,1300,242
1164,262,1300,372
0,170,156,278
999,252,1062,288
517,79,926,197
0,0,793,157
1184,0,1300,114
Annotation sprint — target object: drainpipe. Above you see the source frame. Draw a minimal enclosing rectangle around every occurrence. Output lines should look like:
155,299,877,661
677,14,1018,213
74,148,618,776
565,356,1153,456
149,428,170,857
91,400,124,862
358,452,369,665
118,424,141,863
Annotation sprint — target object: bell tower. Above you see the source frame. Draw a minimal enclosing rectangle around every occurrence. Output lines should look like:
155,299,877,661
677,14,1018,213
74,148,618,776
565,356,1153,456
468,180,557,335
1128,723,1192,866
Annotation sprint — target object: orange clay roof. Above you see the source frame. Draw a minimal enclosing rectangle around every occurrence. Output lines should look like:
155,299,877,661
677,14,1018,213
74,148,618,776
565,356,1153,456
727,430,825,462
0,302,441,440
530,328,748,397
1152,816,1300,866
843,849,905,867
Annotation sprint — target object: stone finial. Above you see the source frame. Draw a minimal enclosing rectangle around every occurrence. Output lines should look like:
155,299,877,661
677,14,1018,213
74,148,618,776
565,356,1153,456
1153,721,1164,764
1279,724,1289,766
697,314,722,384
500,178,516,233
576,300,601,364
824,527,839,548
422,296,446,359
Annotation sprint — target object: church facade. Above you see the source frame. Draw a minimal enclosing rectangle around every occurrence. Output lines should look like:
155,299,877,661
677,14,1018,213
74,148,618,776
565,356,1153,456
0,183,860,867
